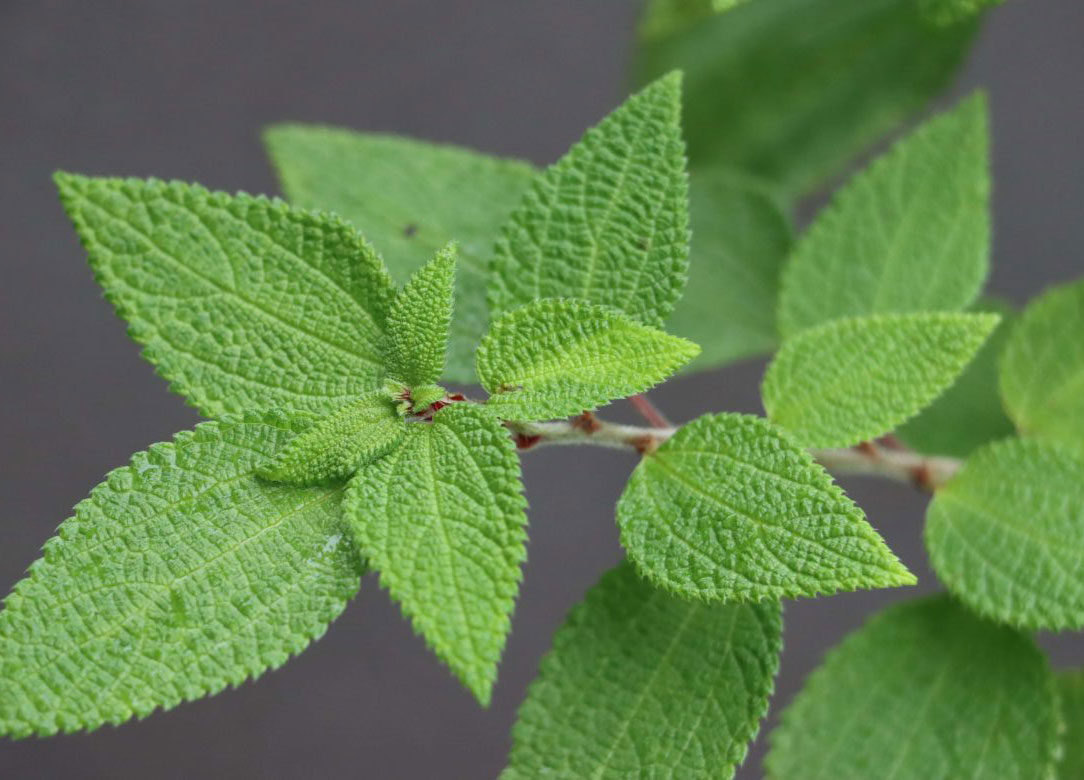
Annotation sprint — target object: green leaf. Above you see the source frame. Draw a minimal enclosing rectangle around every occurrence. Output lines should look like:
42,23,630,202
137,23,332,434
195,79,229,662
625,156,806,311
897,299,1016,457
384,243,456,387
920,0,1004,25
778,94,990,335
344,403,526,705
666,167,792,372
616,412,914,603
257,392,404,486
264,126,536,383
1000,279,1084,453
765,596,1060,780
635,0,980,197
488,73,689,329
477,299,699,422
55,173,395,418
926,437,1084,631
762,312,999,449
504,561,780,779
0,413,361,737
1058,669,1084,778
640,0,752,39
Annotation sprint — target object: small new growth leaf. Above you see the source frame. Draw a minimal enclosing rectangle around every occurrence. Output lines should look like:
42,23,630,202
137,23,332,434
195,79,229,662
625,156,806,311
762,311,999,449
385,244,457,387
258,392,405,486
488,72,690,328
505,562,781,778
54,172,395,418
477,299,699,422
617,412,915,604
345,404,527,705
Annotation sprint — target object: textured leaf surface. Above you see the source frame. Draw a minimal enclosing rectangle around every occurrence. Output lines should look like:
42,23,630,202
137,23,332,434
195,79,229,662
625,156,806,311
897,300,1015,457
258,392,404,486
617,413,914,603
478,299,699,422
385,244,456,386
265,126,536,383
666,167,792,372
766,596,1060,780
1058,669,1084,778
762,312,999,448
488,73,689,329
1000,279,1084,453
0,414,362,737
56,173,394,418
778,94,990,335
504,562,781,779
635,0,979,197
926,438,1084,631
345,404,526,705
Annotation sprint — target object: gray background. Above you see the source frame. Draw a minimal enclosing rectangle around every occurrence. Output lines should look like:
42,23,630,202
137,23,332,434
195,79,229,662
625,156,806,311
1,1,1082,777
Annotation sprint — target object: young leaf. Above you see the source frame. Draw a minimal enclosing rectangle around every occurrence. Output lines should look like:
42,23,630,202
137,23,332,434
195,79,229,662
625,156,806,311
504,562,781,779
1058,669,1084,778
635,0,979,197
616,413,914,604
384,244,456,387
765,596,1060,780
55,173,395,418
488,73,689,329
1000,279,1084,453
666,167,792,372
762,312,999,449
264,126,536,383
258,392,404,486
344,403,527,705
926,437,1084,631
477,299,699,422
777,94,990,335
0,413,362,737
896,299,1016,457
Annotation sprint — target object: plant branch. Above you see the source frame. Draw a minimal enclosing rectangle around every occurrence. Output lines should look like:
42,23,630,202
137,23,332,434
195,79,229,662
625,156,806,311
627,393,671,428
506,416,961,491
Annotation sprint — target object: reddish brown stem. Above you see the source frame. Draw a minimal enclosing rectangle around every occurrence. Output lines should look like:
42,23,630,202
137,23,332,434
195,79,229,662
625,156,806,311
628,393,671,429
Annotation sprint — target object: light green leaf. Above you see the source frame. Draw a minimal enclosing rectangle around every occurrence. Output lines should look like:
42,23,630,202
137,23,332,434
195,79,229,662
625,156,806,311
504,561,781,779
762,312,999,449
778,94,990,335
920,0,1004,25
640,0,752,39
897,299,1016,457
1058,669,1084,778
344,403,526,705
617,412,914,603
478,299,699,422
258,392,404,486
926,437,1084,631
488,73,689,329
666,167,792,372
1000,279,1084,453
635,0,980,197
766,596,1060,780
0,413,361,737
55,173,394,418
385,244,456,387
264,127,535,383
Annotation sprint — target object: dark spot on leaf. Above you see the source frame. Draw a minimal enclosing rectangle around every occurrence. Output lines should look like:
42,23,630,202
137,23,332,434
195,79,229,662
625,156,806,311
403,223,418,238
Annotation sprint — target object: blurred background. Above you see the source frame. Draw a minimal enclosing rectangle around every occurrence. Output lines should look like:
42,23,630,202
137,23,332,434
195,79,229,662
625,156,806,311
1,1,1082,777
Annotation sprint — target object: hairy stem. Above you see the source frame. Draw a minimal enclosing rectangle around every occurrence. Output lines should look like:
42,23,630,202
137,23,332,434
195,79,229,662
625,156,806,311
506,416,961,492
